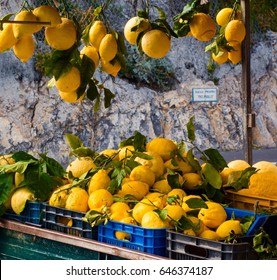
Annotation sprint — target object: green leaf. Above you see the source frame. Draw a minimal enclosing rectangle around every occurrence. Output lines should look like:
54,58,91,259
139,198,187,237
202,163,222,189
186,149,201,171
240,215,255,234
185,197,207,209
202,148,228,171
87,79,100,101
0,161,30,174
154,208,168,220
83,209,109,227
70,147,96,158
12,151,37,162
38,153,66,178
229,167,257,191
103,87,115,108
0,13,14,30
65,133,83,150
187,116,195,143
0,173,14,204
167,173,181,188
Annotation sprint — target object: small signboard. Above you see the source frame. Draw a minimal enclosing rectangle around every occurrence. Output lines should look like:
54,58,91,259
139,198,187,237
192,88,218,102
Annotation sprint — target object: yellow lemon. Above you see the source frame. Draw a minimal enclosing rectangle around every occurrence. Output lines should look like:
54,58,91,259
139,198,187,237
33,5,62,27
101,59,121,77
11,187,36,215
187,215,207,236
12,10,40,39
164,157,194,175
66,157,96,179
129,165,156,187
45,17,77,50
132,198,158,224
118,145,135,161
252,161,277,174
183,228,196,236
141,210,168,228
109,201,131,216
65,187,89,212
58,90,85,103
88,169,111,194
164,204,186,223
0,23,17,52
220,167,236,185
141,29,171,59
80,45,99,68
49,183,71,208
198,201,227,228
152,179,172,194
199,229,220,240
216,219,243,238
189,13,216,42
146,137,178,161
88,20,107,51
167,188,187,204
119,180,149,200
124,16,150,45
14,172,24,188
182,172,203,190
227,159,250,171
13,35,35,63
55,66,81,92
212,48,228,65
99,33,118,62
99,149,119,161
228,41,242,64
225,19,246,43
216,7,233,26
88,189,113,211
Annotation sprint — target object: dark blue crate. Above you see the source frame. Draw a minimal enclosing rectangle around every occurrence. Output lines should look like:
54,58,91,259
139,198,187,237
98,220,167,256
42,203,98,240
3,201,43,226
225,207,268,236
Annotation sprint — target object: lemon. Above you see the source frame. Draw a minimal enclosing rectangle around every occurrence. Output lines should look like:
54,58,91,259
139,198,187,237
0,23,17,52
88,169,111,194
152,179,172,194
141,29,171,59
167,188,187,204
99,33,118,62
101,59,121,77
164,157,194,175
33,5,61,27
129,165,156,187
88,20,107,51
55,66,81,92
49,183,71,208
199,229,220,240
13,34,35,63
12,10,40,39
216,219,243,238
132,198,157,224
145,192,167,207
182,172,203,190
220,167,236,185
124,16,150,45
227,159,250,171
14,172,24,188
252,161,277,174
225,20,246,43
88,189,113,210
182,195,202,212
216,8,233,26
11,187,36,215
66,157,96,179
198,201,227,228
80,45,99,68
109,201,131,216
183,228,196,236
45,17,76,50
99,149,119,161
146,137,178,161
227,41,242,64
59,90,85,103
164,204,186,226
187,215,207,236
141,210,168,228
189,13,216,42
135,151,164,179
212,48,228,65
115,216,137,240
118,145,135,161
118,180,149,200
0,154,16,165
65,187,89,212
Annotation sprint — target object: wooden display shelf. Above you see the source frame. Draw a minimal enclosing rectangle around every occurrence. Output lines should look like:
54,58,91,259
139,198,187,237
0,218,168,260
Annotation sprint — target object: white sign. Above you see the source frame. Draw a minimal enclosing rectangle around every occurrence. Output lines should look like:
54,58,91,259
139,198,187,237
192,88,218,102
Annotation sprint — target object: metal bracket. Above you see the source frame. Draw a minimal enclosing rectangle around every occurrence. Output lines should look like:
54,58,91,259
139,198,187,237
247,113,256,128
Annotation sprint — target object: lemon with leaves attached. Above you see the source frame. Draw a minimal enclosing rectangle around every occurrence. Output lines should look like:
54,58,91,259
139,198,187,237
141,29,171,59
12,10,40,39
49,183,71,208
216,219,243,239
132,198,158,224
45,17,76,50
59,90,85,103
118,145,135,161
11,187,36,215
198,201,227,229
118,180,149,200
146,137,177,161
189,13,216,42
99,33,118,62
66,157,96,179
101,60,121,77
65,187,89,212
55,66,81,92
13,35,35,63
33,5,61,27
0,23,17,52
181,195,202,213
212,48,228,65
80,45,99,68
141,210,168,228
124,16,150,45
88,20,107,51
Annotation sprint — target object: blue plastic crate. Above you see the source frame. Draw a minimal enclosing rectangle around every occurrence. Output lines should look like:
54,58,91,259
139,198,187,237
98,220,167,256
225,207,268,236
42,203,98,240
3,201,43,226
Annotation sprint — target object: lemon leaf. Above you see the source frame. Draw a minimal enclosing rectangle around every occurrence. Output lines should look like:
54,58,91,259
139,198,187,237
185,197,207,209
187,116,195,142
38,153,66,178
65,133,83,150
0,173,13,205
202,162,222,189
103,88,115,108
229,167,257,191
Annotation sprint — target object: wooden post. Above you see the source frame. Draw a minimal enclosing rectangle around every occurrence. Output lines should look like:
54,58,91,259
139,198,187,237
240,0,254,165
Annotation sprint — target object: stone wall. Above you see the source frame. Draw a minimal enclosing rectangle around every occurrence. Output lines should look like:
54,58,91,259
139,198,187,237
0,0,276,167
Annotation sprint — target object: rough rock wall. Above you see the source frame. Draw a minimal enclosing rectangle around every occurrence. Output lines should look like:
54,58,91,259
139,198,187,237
0,0,276,167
